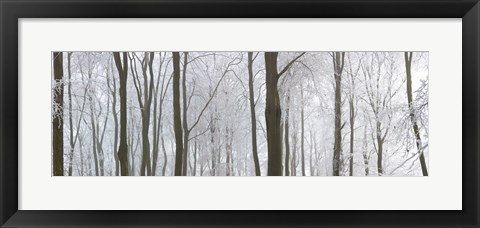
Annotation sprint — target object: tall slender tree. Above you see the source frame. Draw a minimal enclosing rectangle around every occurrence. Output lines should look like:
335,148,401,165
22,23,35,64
362,125,370,176
172,52,184,176
404,52,428,176
88,90,99,176
284,91,291,176
182,52,189,175
113,52,129,176
53,52,64,176
332,52,345,176
67,52,74,176
300,83,306,176
247,52,261,176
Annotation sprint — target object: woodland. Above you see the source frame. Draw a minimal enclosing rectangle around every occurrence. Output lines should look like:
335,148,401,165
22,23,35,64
52,51,429,176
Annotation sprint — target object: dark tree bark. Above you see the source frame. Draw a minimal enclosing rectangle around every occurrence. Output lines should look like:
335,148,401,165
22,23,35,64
247,52,261,176
264,52,304,176
113,52,129,176
376,121,385,175
332,52,345,176
264,52,282,176
284,92,291,176
142,52,154,175
161,135,168,176
210,113,217,176
405,52,429,176
182,52,189,176
172,52,184,176
53,52,64,176
348,96,355,176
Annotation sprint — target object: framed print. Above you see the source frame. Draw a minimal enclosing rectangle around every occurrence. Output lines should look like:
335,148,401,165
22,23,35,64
1,0,479,227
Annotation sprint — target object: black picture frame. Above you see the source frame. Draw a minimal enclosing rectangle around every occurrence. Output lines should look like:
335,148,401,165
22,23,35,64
1,0,478,227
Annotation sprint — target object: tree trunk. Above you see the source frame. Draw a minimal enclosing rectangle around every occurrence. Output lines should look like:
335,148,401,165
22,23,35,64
67,52,74,176
284,93,290,176
152,99,159,176
53,52,64,176
193,140,198,176
210,114,216,176
94,109,108,176
405,52,428,176
108,58,120,176
182,52,189,176
346,54,358,177
79,136,84,175
97,97,109,176
172,52,184,176
128,119,135,176
247,52,261,176
362,126,369,176
113,52,129,176
264,52,282,176
226,126,231,176
301,85,306,176
264,52,304,176
292,120,298,176
151,53,162,176
349,99,355,176
161,134,168,176
89,96,99,176
376,121,384,176
332,52,345,176
309,130,314,176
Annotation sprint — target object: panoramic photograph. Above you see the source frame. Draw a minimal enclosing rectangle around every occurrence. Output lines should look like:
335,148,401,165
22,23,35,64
51,51,429,176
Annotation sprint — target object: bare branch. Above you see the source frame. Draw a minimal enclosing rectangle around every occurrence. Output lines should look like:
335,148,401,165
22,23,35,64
278,52,306,77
